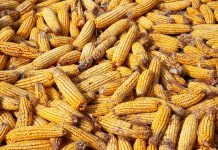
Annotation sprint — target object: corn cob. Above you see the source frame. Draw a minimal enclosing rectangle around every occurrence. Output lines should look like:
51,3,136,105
192,24,218,31
37,31,50,52
137,16,153,30
111,71,139,104
87,103,115,117
153,84,168,100
12,35,38,49
15,96,33,128
192,29,218,40
127,0,157,18
95,3,135,29
0,53,8,70
42,8,61,34
36,16,51,32
45,86,60,100
16,0,35,15
197,109,215,147
0,27,14,42
48,1,69,11
61,123,106,150
0,1,19,10
0,121,10,144
207,1,218,10
146,12,174,24
35,104,78,124
62,141,86,150
77,71,121,93
126,53,141,70
133,139,146,150
6,125,64,143
49,36,74,47
34,82,48,106
0,70,21,83
157,0,191,11
53,68,87,110
35,0,59,9
106,134,118,150
199,4,215,24
132,42,149,67
175,53,199,65
170,14,191,24
81,0,99,14
146,144,158,150
57,6,69,36
73,20,95,50
112,25,137,66
188,81,218,95
94,131,109,142
58,50,80,65
125,112,156,125
70,20,80,38
191,0,201,8
178,114,198,150
0,15,13,29
153,24,191,34
32,114,48,126
32,45,73,69
0,110,15,129
159,115,181,149
183,45,204,58
118,136,133,150
0,96,18,111
183,65,215,79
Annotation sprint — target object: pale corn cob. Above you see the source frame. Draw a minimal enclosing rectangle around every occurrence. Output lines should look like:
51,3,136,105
93,36,117,61
198,110,215,147
42,8,61,34
118,136,133,150
111,71,139,104
36,16,51,32
32,114,48,126
188,81,218,95
178,114,198,150
199,4,215,24
0,121,10,144
49,99,84,118
0,1,19,11
77,71,121,93
146,144,158,150
207,1,218,10
157,0,191,11
82,0,99,14
15,96,32,128
12,35,38,49
34,82,48,106
153,84,168,100
192,24,218,31
57,6,69,36
0,41,41,58
6,125,64,143
45,86,60,100
146,12,174,24
0,53,8,70
48,1,69,11
133,139,146,150
0,15,13,29
0,70,21,83
0,140,52,150
87,103,115,116
106,45,116,60
112,25,137,66
125,112,156,125
37,31,50,52
136,70,153,96
126,53,141,70
78,42,95,71
127,0,157,18
0,96,18,110
32,45,73,69
49,36,74,47
159,115,181,149
84,10,96,21
94,131,109,142
137,16,153,30
175,53,198,65
35,0,59,9
0,82,36,102
95,3,135,29
70,20,80,38
153,24,191,34
113,97,158,115
58,50,81,65
53,68,87,110
191,0,201,8
16,0,35,15
35,104,78,124
62,141,86,150
15,72,53,90
0,27,14,42
107,0,120,10
183,65,215,79
192,29,218,40
0,110,15,129
150,104,171,144
106,134,118,150
61,123,106,150
76,1,86,27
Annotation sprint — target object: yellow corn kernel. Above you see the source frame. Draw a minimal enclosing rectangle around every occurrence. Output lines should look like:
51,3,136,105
183,65,215,79
146,12,174,24
36,16,51,32
112,25,137,66
6,125,64,144
77,71,121,93
0,53,8,70
57,6,70,36
61,123,106,150
38,31,50,52
15,96,32,128
118,136,133,150
106,134,118,150
32,45,73,69
15,72,53,90
111,71,139,104
159,115,181,149
127,0,157,18
35,104,78,124
0,41,41,58
198,110,215,147
95,3,135,29
137,16,154,30
42,8,61,34
62,141,86,150
178,114,198,150
58,50,81,65
53,68,87,110
49,36,74,47
78,42,95,71
0,121,10,144
199,4,215,24
150,104,171,144
136,70,153,96
35,0,59,9
98,116,151,139
32,115,48,126
0,27,14,42
157,0,191,11
34,82,48,106
153,24,191,34
16,0,35,15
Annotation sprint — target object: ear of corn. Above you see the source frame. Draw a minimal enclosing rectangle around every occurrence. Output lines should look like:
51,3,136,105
118,136,133,150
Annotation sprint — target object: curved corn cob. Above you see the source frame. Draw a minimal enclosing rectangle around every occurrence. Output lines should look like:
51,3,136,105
62,141,86,150
133,139,146,150
36,16,51,32
49,36,74,47
118,136,133,150
34,82,48,106
153,24,191,34
58,50,81,65
37,31,50,52
178,114,198,150
57,5,70,36
53,68,87,110
199,4,215,24
157,0,191,11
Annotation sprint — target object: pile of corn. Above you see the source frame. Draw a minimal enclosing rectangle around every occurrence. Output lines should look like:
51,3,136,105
0,0,218,149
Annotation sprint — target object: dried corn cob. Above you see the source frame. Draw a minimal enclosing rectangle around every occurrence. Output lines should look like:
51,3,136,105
199,4,215,24
57,5,69,36
49,36,74,47
37,31,50,52
146,12,174,24
62,141,86,150
82,0,99,14
0,27,14,42
34,82,48,106
35,0,59,9
0,96,18,110
207,1,218,10
0,121,10,144
36,16,51,32
0,53,8,70
0,15,13,29
58,50,81,65
118,136,133,150
153,24,191,34
0,70,21,83
125,112,156,125
188,81,218,95
157,0,191,11
32,114,48,126
87,103,115,117
16,0,35,15
133,139,146,150
0,110,15,129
